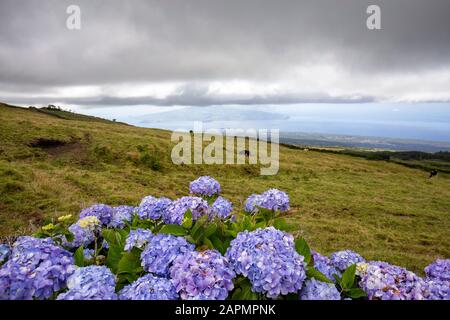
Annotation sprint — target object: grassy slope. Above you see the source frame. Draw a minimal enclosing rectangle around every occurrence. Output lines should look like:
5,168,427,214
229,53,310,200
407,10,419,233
1,103,449,273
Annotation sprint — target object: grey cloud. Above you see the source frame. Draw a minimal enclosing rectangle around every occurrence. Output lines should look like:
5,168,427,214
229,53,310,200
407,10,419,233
0,0,450,104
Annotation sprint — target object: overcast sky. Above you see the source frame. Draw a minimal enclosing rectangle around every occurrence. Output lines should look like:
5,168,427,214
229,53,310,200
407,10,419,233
1,0,450,108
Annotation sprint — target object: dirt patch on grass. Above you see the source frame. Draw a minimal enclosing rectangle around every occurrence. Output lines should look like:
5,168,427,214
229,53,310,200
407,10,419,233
28,136,88,159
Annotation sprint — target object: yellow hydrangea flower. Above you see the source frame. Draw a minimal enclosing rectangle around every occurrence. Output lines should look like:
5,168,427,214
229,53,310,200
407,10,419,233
42,223,56,231
57,214,73,222
78,216,101,229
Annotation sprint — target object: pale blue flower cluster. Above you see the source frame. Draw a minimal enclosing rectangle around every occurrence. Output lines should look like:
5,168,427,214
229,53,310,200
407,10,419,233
299,278,341,300
311,251,341,281
164,196,209,225
424,259,450,281
141,233,194,276
244,189,290,213
0,237,75,300
83,249,95,260
119,274,178,300
66,216,101,248
226,227,306,298
330,250,366,271
79,204,113,226
137,196,172,220
57,266,117,300
189,176,221,196
109,205,134,228
124,228,153,252
210,196,233,219
359,262,428,300
170,250,235,300
244,194,261,213
424,278,450,300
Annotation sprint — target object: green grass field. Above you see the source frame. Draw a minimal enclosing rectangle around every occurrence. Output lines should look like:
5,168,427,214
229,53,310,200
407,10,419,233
1,102,449,274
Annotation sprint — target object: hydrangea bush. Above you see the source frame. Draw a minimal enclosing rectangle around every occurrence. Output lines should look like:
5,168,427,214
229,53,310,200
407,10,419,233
0,176,448,300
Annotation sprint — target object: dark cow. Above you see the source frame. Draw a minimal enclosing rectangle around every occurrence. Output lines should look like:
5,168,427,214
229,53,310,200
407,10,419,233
239,150,251,157
429,169,438,178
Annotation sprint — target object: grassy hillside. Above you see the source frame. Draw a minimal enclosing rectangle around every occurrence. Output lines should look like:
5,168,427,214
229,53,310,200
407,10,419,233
1,102,449,273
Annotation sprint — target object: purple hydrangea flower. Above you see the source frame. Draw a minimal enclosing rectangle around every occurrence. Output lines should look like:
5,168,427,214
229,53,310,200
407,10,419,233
226,227,307,298
66,216,101,248
164,196,209,225
170,250,235,300
330,250,365,271
0,244,10,265
311,251,341,281
0,237,75,300
189,176,221,196
137,196,172,220
79,204,113,226
141,234,195,276
424,278,450,300
109,205,134,228
119,274,178,300
424,259,450,281
124,229,153,252
83,249,95,260
210,196,233,219
57,266,117,300
299,278,341,300
244,189,290,213
359,262,428,300
258,189,290,212
244,194,262,213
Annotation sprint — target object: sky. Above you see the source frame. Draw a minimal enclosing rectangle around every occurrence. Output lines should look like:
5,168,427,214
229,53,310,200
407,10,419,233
1,0,450,141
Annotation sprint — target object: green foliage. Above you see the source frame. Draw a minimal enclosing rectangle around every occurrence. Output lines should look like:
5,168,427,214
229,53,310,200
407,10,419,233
159,224,187,236
139,152,162,171
295,237,311,265
231,277,259,300
73,246,85,267
306,267,333,284
333,264,367,299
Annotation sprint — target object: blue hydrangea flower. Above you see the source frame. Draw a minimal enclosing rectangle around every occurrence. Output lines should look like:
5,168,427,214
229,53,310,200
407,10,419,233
57,266,117,300
0,244,10,265
83,249,95,260
163,196,209,225
66,216,101,248
210,196,233,219
124,229,153,252
299,278,341,300
141,234,195,276
170,250,235,300
79,204,113,226
424,259,450,281
0,237,75,300
244,189,289,213
226,227,307,298
424,278,450,300
330,250,366,271
311,251,341,281
189,176,221,196
119,274,178,300
258,189,290,212
109,205,134,228
244,194,262,213
137,196,172,220
359,262,428,300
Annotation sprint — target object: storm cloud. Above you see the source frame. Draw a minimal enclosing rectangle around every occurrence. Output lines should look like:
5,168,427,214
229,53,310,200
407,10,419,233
1,0,450,107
